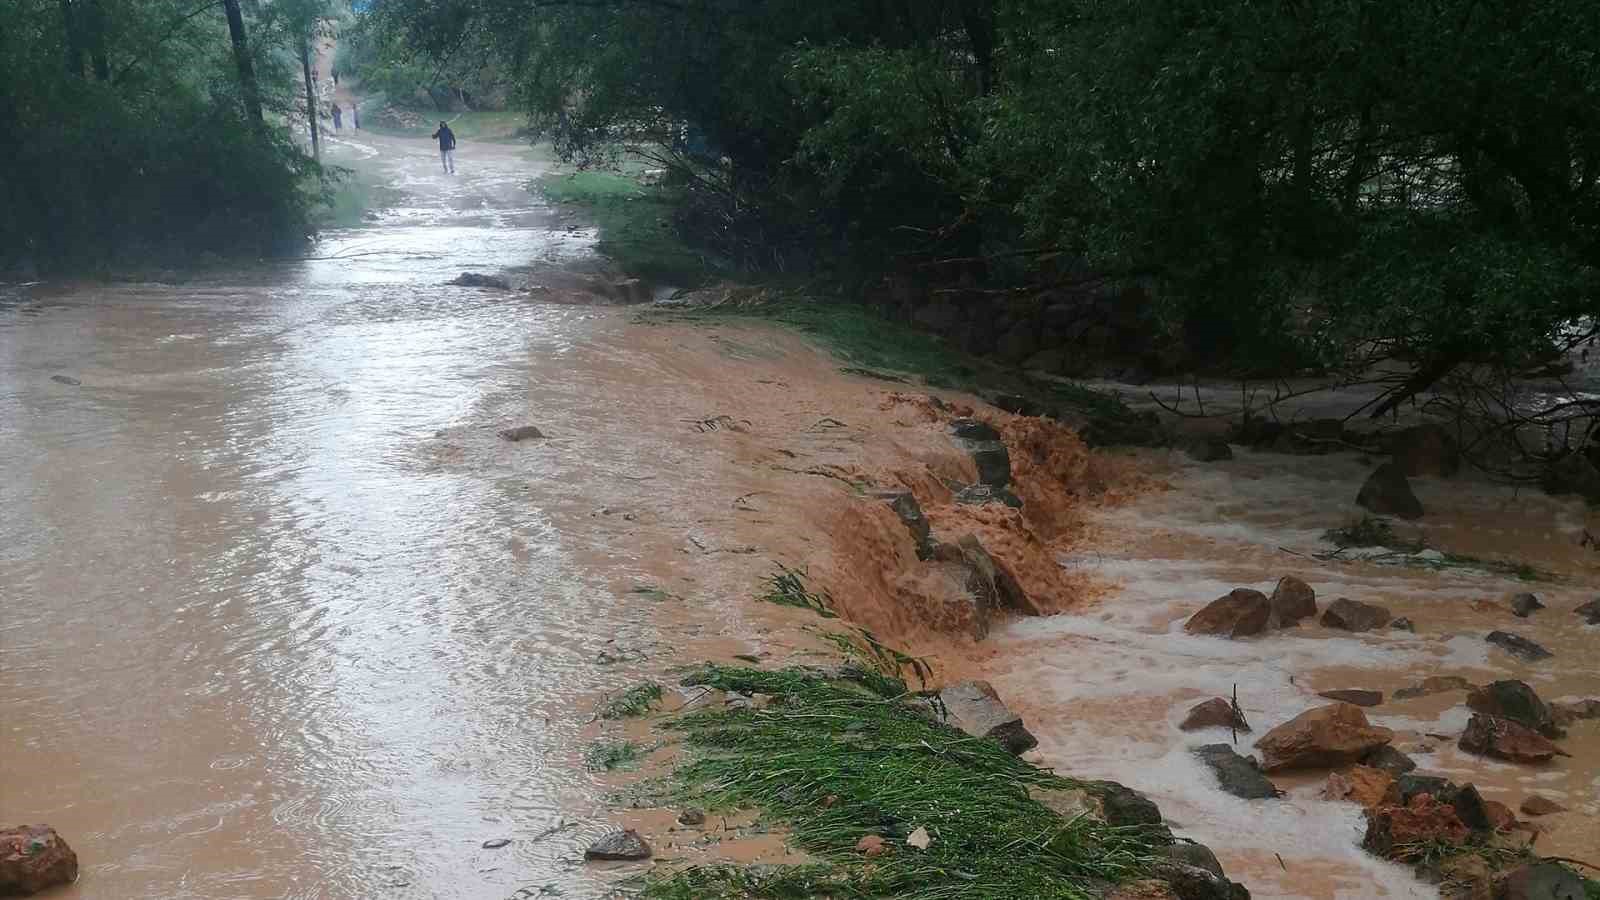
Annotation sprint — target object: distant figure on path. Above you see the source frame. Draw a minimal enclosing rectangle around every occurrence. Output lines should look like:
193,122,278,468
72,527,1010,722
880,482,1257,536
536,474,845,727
432,121,457,174
351,104,360,130
332,104,343,130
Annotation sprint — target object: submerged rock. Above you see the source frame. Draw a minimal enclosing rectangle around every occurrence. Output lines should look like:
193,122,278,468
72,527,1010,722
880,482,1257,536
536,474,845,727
949,419,1011,487
1356,463,1424,519
1254,703,1394,773
450,272,511,289
584,829,652,861
1268,576,1317,627
1519,795,1567,816
1184,589,1271,638
939,679,1038,754
1320,597,1391,632
1317,689,1382,708
1458,714,1569,764
498,425,546,442
1183,437,1234,462
1179,698,1250,732
1392,675,1473,700
877,491,934,559
1510,592,1545,618
1574,598,1600,623
1485,631,1553,661
1193,744,1281,799
1497,863,1587,900
1466,680,1562,738
0,826,78,897
1550,698,1600,727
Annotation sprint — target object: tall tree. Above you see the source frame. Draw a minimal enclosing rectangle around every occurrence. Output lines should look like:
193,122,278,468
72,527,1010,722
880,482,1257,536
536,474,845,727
299,36,319,158
221,0,262,123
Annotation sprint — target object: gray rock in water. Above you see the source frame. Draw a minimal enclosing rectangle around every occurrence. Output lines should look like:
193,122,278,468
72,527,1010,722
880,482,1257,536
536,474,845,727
1361,744,1417,776
584,829,652,861
1576,598,1600,624
49,374,81,386
481,838,511,849
1449,783,1492,832
1321,597,1392,632
878,491,935,559
1192,744,1281,799
939,679,1037,754
1511,592,1545,618
450,272,512,289
1486,631,1553,661
1356,463,1424,519
498,425,546,442
1083,780,1167,829
1496,863,1587,900
1164,840,1226,879
953,483,1023,508
1148,859,1252,900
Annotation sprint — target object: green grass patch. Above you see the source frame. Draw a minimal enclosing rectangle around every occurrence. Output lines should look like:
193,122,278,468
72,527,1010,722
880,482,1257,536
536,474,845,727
1320,516,1548,581
361,105,531,143
584,739,646,771
600,682,664,719
1323,515,1421,552
643,664,1160,899
311,166,402,228
533,171,711,286
644,290,1164,446
760,565,837,618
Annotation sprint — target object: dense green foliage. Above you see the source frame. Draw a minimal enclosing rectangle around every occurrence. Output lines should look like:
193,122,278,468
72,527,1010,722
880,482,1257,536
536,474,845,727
365,0,1600,392
0,0,325,271
647,665,1161,899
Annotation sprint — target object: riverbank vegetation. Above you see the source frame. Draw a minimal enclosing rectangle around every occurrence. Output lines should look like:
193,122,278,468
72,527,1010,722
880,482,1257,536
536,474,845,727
359,0,1600,475
644,664,1164,899
0,0,367,272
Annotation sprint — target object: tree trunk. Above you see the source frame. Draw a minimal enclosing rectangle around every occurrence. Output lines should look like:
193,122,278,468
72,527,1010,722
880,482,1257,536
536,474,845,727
61,0,85,77
84,0,109,80
300,39,320,160
222,0,263,124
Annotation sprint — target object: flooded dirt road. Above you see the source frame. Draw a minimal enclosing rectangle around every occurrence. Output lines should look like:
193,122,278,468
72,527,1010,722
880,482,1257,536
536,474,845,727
4,128,1599,900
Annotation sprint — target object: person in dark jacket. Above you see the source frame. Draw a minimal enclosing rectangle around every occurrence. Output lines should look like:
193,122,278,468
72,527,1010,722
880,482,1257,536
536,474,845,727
332,104,342,131
431,121,456,174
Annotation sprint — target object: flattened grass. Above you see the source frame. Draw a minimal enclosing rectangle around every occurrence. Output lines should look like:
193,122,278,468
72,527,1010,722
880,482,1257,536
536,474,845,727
643,665,1160,899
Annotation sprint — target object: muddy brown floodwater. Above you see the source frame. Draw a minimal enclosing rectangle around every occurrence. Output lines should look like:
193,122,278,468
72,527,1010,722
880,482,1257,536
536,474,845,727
4,130,1599,900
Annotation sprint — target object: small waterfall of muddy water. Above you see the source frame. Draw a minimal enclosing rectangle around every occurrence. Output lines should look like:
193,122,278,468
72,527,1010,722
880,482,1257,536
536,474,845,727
4,130,1598,900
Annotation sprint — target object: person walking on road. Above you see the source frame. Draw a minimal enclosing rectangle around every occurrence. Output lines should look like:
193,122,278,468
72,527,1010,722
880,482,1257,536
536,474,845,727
351,104,360,130
432,121,457,174
332,104,343,131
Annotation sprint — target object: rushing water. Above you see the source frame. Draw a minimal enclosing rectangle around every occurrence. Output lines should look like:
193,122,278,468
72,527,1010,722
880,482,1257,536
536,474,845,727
0,135,655,899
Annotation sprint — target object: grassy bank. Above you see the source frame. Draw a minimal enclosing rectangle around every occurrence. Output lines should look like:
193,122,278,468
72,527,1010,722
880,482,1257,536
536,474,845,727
641,664,1164,899
534,171,713,286
311,167,403,228
645,290,1164,446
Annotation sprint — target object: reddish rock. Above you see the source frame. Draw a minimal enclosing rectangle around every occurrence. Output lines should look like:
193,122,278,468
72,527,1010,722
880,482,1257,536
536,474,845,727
1362,793,1471,859
855,834,887,856
1269,576,1318,626
1255,703,1394,773
1184,588,1272,638
1179,697,1250,732
1519,795,1567,816
1321,597,1392,632
1321,765,1400,810
1466,680,1562,738
0,825,78,896
1482,799,1518,832
1458,714,1570,764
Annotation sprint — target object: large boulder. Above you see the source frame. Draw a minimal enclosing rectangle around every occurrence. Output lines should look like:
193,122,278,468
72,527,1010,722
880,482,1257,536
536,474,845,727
939,679,1038,754
1180,698,1250,732
1357,463,1424,519
1389,424,1461,478
1466,680,1563,738
1268,576,1318,627
1485,631,1553,662
450,271,511,289
1458,714,1570,764
1321,597,1392,632
1496,863,1587,900
1193,744,1281,799
1254,703,1394,773
1361,793,1471,859
1184,589,1271,638
0,826,78,896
